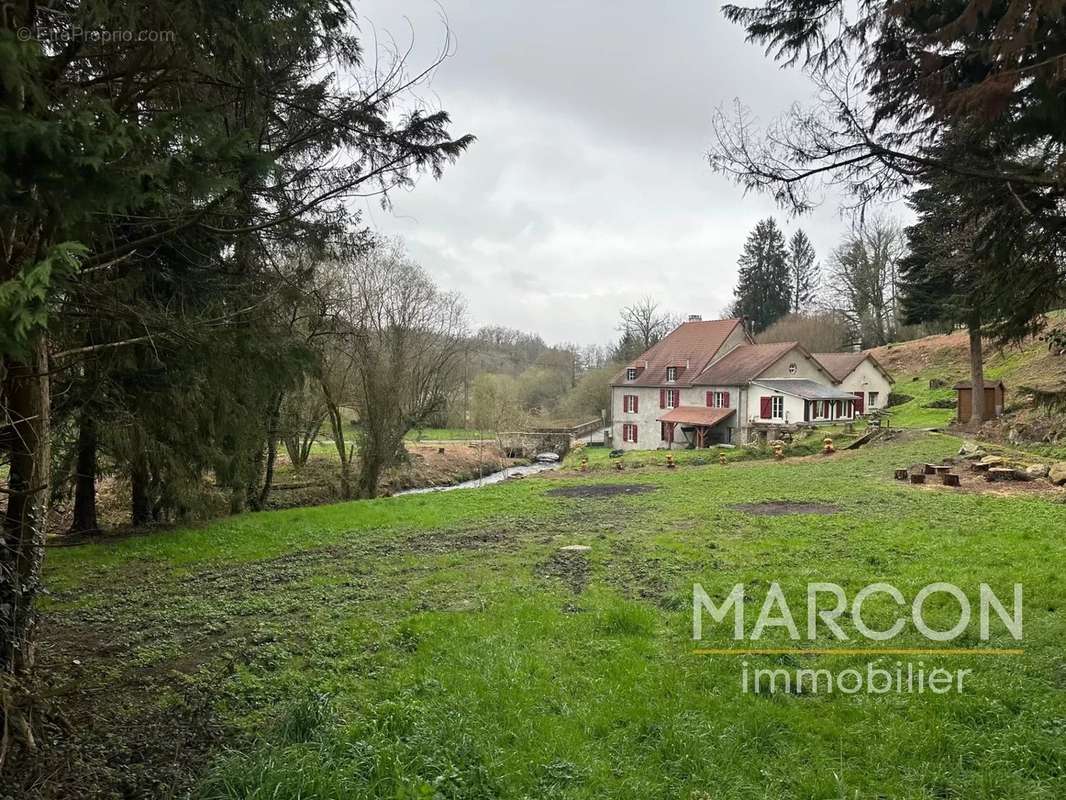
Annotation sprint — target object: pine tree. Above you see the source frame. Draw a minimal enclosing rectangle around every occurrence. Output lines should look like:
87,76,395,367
732,219,791,334
899,164,990,425
787,230,819,312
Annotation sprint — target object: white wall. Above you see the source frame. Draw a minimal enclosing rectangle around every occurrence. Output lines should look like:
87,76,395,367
760,350,831,381
610,384,743,450
836,360,893,410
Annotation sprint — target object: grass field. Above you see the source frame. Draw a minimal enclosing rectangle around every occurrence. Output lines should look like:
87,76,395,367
34,432,1066,799
883,376,957,428
404,427,496,441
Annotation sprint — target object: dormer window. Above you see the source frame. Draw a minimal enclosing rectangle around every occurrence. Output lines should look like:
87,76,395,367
666,366,678,382
626,367,638,381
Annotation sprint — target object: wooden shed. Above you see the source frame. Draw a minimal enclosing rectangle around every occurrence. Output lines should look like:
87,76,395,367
954,380,1005,423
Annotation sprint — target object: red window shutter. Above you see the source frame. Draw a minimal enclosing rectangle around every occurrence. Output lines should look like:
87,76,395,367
853,391,864,414
760,396,772,418
823,400,830,417
660,388,666,409
706,391,713,407
632,424,638,442
723,391,730,408
633,395,638,413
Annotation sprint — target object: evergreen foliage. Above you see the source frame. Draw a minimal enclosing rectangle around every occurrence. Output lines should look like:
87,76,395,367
732,218,791,333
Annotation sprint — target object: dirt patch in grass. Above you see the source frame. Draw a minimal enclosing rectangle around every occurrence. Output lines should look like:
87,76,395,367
728,501,841,516
546,484,658,499
404,528,516,554
903,467,1066,498
537,549,591,594
5,613,227,800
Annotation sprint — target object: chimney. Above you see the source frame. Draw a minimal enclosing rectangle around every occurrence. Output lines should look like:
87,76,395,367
688,314,702,322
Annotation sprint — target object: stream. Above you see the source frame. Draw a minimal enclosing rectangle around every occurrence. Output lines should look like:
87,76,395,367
394,461,562,496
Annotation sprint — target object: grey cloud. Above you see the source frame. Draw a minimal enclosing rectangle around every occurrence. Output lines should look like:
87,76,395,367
353,0,874,345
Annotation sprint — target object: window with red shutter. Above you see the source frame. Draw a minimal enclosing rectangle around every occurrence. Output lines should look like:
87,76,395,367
722,391,730,408
706,391,713,407
660,389,666,408
631,424,638,442
633,395,638,413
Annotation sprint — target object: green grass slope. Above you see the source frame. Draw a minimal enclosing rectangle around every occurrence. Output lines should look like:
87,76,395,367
871,312,1066,428
35,432,1066,799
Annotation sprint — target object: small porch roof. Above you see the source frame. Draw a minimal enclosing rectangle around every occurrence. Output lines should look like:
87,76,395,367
657,406,735,426
752,380,859,401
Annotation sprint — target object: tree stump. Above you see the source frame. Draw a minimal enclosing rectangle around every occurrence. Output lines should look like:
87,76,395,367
923,464,937,475
971,462,990,473
910,474,926,484
894,468,909,481
941,473,961,487
988,467,1014,482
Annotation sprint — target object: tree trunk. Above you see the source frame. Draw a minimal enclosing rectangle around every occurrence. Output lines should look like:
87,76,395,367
69,410,101,535
1,338,52,676
968,316,985,427
258,392,283,508
130,451,152,526
323,384,353,500
356,444,382,499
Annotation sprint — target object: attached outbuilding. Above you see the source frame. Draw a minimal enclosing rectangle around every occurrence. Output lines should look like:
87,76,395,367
813,352,895,414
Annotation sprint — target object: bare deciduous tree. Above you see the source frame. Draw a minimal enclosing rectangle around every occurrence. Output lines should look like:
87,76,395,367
329,241,468,498
618,298,678,356
824,219,906,347
756,311,851,352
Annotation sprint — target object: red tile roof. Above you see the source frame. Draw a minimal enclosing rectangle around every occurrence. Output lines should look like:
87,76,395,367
657,406,735,426
610,319,746,387
813,352,895,385
693,342,799,385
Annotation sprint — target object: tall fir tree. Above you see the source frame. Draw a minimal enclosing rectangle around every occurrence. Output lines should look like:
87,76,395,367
732,218,791,333
787,230,819,312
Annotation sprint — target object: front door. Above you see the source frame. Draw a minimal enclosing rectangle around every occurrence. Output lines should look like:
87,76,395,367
853,391,865,414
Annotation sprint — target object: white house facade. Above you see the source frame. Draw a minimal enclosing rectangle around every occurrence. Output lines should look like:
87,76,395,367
813,353,895,414
610,318,893,450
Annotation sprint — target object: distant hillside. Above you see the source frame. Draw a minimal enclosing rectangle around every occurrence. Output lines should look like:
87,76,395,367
868,312,1066,429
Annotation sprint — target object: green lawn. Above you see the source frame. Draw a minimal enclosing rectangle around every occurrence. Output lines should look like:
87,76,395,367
39,432,1066,799
883,376,957,428
404,427,496,441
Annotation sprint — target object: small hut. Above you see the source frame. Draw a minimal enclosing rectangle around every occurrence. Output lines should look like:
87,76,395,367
954,380,1005,423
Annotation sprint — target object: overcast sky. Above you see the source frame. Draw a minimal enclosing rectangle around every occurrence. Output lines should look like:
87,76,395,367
354,0,872,347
